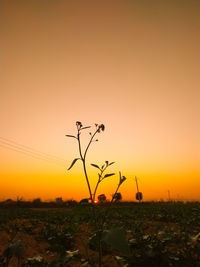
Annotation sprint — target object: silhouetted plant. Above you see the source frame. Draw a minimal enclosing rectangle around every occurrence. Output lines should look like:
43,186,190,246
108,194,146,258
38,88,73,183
66,121,129,266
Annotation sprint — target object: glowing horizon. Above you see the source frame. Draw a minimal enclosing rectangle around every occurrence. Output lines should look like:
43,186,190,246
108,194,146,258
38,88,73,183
0,0,199,202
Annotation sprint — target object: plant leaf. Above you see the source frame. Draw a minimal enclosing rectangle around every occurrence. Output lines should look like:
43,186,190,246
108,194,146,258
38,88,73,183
119,171,122,184
65,135,77,139
102,228,130,256
120,175,127,185
108,161,115,166
104,173,115,178
91,164,100,170
68,158,80,170
80,126,91,130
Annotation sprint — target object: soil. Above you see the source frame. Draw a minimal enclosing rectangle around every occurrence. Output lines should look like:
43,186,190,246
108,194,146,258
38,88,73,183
0,219,118,267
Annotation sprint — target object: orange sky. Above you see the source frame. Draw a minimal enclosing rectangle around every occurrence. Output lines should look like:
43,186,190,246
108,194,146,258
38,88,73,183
0,0,199,201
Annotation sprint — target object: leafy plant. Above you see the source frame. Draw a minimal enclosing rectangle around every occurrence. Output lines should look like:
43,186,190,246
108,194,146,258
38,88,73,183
66,121,128,266
1,240,24,267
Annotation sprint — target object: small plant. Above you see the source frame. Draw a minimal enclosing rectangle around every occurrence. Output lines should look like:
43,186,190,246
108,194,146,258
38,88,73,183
66,121,129,266
1,240,24,267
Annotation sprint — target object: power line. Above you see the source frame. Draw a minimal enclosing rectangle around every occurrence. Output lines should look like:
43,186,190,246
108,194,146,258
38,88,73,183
0,140,65,165
0,137,66,163
0,138,66,167
0,144,58,164
0,144,66,167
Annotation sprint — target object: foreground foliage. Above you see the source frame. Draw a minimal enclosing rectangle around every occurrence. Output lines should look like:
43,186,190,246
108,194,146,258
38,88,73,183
66,122,127,266
0,202,200,266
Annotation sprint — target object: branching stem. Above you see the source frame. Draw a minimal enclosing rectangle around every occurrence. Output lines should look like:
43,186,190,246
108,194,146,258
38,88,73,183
77,130,93,202
83,129,99,160
66,122,126,267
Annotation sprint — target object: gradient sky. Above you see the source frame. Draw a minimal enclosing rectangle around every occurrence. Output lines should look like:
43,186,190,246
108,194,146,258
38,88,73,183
0,0,199,201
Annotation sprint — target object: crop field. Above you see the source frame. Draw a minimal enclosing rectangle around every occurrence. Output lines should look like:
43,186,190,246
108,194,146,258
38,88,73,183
0,202,200,267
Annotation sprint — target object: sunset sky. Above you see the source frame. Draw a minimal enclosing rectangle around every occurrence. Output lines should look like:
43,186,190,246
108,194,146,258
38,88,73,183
1,0,199,201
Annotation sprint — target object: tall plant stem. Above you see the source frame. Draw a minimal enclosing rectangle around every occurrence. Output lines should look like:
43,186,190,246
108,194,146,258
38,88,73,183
82,160,93,202
77,131,93,202
83,129,99,160
93,180,100,202
75,125,105,267
78,129,99,203
93,169,104,202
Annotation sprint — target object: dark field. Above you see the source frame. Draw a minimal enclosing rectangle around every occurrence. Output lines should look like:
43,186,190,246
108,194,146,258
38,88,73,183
0,202,200,266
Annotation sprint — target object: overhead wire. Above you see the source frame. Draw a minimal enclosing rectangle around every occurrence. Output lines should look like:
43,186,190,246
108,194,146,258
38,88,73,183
0,144,62,165
0,137,66,167
0,137,66,163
